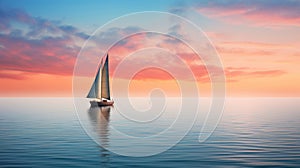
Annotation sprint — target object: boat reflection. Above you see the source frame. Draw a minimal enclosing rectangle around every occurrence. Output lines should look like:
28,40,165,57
88,106,111,164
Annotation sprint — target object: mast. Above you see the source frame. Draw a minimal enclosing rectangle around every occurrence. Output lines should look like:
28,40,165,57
101,54,111,100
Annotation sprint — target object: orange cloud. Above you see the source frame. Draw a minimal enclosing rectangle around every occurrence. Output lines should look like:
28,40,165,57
225,67,285,82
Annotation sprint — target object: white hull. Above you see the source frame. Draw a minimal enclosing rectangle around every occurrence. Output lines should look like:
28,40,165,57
90,100,114,107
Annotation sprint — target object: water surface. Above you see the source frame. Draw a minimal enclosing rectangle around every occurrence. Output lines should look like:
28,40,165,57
0,98,300,167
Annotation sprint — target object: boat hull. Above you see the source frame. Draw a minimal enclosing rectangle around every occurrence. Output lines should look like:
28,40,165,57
90,100,114,107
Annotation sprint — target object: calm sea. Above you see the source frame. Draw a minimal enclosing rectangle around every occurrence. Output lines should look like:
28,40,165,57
0,98,300,167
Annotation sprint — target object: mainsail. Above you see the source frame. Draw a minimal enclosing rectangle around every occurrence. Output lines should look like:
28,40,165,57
101,55,111,100
87,54,110,100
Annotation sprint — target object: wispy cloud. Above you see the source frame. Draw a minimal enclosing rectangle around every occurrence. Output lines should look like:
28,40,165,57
225,67,285,82
195,0,300,27
0,70,30,80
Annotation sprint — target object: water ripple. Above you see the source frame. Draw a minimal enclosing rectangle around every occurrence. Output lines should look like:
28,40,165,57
0,98,300,167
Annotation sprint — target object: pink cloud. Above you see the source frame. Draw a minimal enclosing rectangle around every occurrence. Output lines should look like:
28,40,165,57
0,9,91,79
216,45,275,57
213,40,300,65
195,0,300,27
0,34,79,77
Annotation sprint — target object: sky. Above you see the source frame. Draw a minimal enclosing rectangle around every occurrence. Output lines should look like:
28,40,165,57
0,0,300,97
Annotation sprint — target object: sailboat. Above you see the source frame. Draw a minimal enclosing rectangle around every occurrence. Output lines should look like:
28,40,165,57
87,54,114,107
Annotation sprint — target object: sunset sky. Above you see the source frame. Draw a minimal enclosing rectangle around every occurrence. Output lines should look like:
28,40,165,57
0,0,300,97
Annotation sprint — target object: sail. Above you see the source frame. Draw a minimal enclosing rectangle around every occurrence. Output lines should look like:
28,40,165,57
101,54,111,100
87,62,102,98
